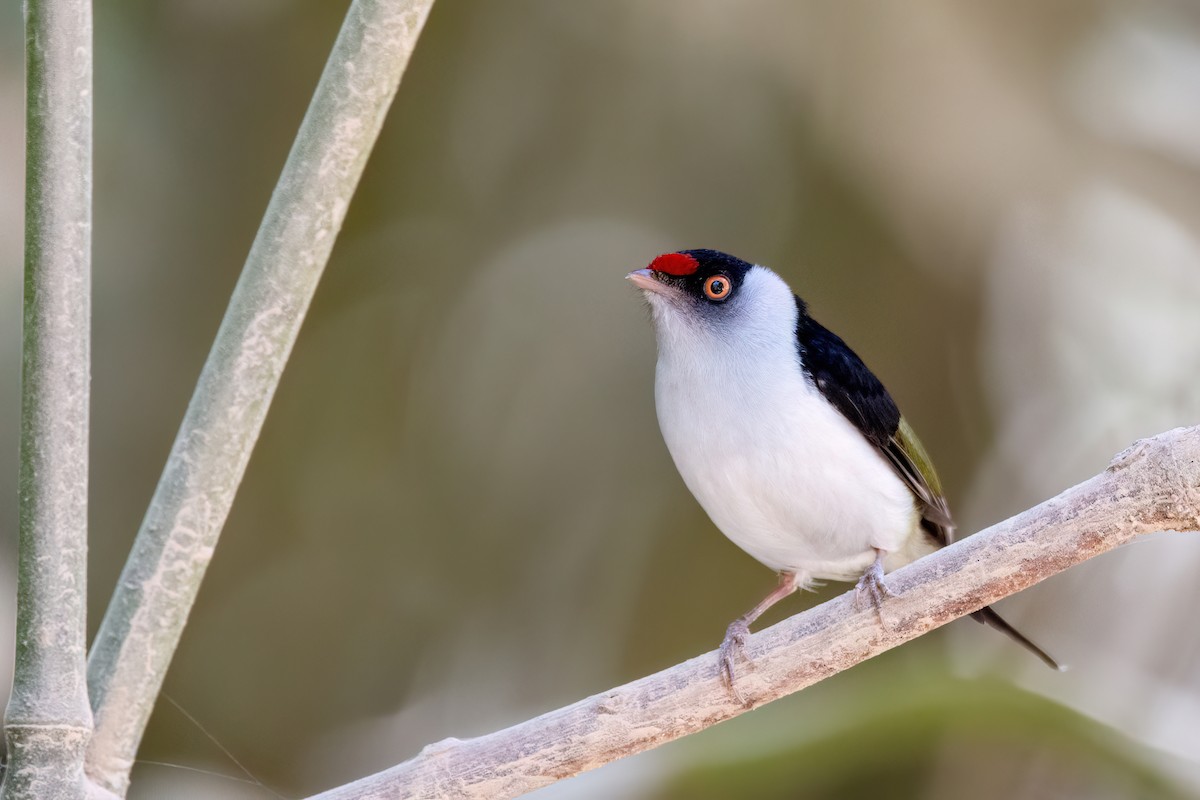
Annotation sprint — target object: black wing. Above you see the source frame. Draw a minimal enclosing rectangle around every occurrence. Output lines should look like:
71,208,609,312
795,300,1058,667
794,298,952,545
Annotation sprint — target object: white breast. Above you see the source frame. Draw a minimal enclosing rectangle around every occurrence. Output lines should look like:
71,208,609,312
651,267,924,585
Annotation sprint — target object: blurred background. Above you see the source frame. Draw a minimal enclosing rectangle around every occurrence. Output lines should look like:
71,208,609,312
2,1,1200,798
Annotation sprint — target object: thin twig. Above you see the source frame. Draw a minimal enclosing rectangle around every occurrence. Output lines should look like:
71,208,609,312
83,1,436,795
2,1,94,798
305,426,1200,800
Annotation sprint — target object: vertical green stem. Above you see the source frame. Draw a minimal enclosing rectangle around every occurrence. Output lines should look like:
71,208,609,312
3,1,94,799
83,0,435,794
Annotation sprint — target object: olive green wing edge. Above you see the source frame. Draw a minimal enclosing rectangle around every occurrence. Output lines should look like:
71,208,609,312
883,416,955,546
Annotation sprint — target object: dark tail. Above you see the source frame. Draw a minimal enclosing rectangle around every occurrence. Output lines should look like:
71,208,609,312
971,606,1061,670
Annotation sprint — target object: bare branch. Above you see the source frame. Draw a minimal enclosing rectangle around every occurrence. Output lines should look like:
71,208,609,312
2,1,94,798
82,1,436,794
305,426,1200,800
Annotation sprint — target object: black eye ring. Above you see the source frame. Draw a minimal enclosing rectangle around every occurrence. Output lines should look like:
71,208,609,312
703,274,731,301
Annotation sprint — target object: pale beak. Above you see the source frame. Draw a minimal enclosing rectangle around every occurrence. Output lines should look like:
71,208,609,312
626,268,669,295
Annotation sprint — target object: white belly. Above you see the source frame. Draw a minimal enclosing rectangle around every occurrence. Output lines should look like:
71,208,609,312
655,347,924,585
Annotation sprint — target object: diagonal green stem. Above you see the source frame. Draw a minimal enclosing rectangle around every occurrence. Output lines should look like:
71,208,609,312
3,1,94,799
83,1,435,794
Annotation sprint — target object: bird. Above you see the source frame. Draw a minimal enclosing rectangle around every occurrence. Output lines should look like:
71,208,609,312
627,248,1058,701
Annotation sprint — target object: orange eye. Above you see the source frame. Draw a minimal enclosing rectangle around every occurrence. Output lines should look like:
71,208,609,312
704,274,732,301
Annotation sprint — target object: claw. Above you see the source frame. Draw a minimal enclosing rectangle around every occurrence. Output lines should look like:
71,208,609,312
716,571,799,707
854,548,894,615
719,619,750,706
720,618,748,705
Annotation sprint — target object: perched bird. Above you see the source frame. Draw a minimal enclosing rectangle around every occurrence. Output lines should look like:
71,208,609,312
627,248,1057,699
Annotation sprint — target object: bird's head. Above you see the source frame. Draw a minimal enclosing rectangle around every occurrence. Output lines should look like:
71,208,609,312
626,249,756,324
627,249,798,349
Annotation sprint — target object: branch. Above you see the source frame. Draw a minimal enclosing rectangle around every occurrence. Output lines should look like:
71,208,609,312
2,1,94,798
305,426,1200,800
82,1,435,794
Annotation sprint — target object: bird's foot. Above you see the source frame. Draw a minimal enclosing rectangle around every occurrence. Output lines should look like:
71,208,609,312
853,555,894,615
719,619,752,706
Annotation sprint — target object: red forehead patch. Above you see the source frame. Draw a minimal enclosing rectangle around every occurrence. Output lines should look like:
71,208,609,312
648,252,699,276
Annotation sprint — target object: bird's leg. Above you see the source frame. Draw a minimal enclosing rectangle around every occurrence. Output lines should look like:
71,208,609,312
719,571,798,705
854,547,894,614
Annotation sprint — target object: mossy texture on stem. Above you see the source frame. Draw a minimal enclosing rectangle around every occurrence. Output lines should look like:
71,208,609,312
4,0,95,799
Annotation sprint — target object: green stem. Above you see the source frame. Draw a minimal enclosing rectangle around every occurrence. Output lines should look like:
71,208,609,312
83,0,436,795
3,1,94,799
